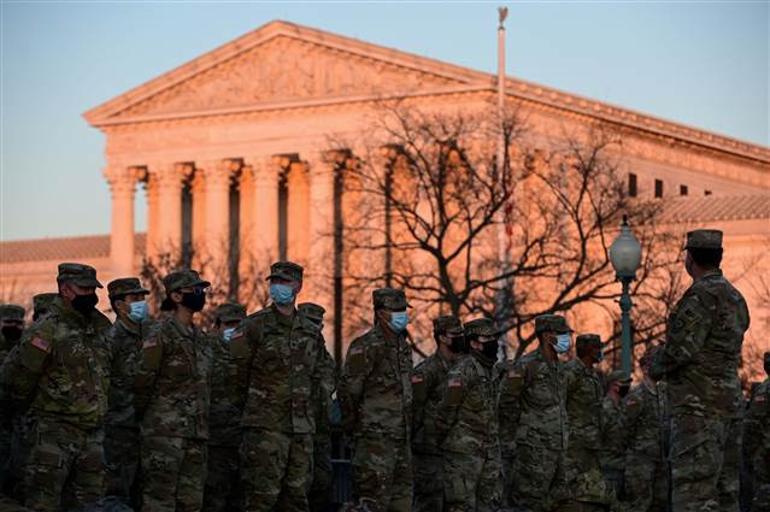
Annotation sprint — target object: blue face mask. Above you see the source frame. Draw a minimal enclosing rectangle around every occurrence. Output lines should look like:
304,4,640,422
554,333,571,354
270,283,295,305
389,311,409,333
596,350,605,362
222,327,236,343
128,300,148,323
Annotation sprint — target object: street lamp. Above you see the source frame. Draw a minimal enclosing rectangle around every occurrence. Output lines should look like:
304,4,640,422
609,214,642,378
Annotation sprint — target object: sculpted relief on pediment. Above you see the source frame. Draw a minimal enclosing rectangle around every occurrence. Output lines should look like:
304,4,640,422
114,36,465,119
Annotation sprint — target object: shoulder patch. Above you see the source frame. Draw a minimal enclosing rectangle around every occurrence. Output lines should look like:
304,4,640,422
411,374,424,385
142,337,158,350
348,344,366,373
447,376,463,405
30,336,51,353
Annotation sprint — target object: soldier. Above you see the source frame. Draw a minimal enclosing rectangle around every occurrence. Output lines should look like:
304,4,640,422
559,333,611,511
498,314,570,511
0,304,25,494
436,318,502,512
229,262,330,511
743,351,770,512
601,370,631,501
338,288,413,512
622,347,669,512
0,263,112,511
103,277,151,507
134,269,214,511
411,315,467,512
298,302,337,512
203,302,247,512
32,293,58,321
650,229,749,511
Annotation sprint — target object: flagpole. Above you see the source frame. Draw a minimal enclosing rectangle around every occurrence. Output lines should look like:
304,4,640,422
496,6,511,358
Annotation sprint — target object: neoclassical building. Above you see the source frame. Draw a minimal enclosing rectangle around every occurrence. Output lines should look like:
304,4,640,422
2,20,769,361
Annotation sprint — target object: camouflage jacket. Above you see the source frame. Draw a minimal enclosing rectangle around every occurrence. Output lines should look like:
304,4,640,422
412,350,455,454
623,380,669,461
498,348,567,452
312,342,336,442
208,333,243,446
600,396,625,470
338,323,413,440
134,316,213,439
650,269,750,417
744,379,770,477
0,296,112,429
0,332,18,367
563,358,604,451
230,305,329,435
436,351,499,455
105,318,152,429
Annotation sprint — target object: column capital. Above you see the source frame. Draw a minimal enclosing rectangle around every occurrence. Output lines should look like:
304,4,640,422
148,162,188,189
197,159,237,189
103,166,142,194
249,156,281,186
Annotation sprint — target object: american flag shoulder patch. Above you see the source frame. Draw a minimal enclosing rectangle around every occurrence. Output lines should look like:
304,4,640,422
448,377,463,388
231,330,244,342
30,336,51,353
411,374,424,384
142,337,159,350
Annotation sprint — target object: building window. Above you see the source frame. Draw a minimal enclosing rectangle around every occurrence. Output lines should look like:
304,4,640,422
628,173,638,198
680,185,688,196
181,180,193,266
228,177,240,300
705,190,712,196
654,179,664,198
278,172,288,261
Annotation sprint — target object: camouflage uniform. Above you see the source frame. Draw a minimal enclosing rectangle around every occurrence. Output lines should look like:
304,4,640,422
436,318,502,512
134,270,214,512
743,353,770,512
338,288,413,512
622,378,670,512
229,262,331,511
103,277,150,506
203,302,247,512
0,304,25,492
560,334,611,511
411,316,463,512
0,264,112,511
650,230,750,512
600,371,630,502
32,293,58,321
298,302,337,512
498,314,569,511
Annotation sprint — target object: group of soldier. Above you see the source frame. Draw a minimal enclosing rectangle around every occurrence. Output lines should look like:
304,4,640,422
0,227,767,512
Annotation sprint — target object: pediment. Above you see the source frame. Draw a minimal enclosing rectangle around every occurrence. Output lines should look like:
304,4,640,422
86,22,486,124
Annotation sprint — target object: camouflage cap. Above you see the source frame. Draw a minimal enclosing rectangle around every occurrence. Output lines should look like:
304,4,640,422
107,277,149,300
0,304,25,321
298,302,326,323
606,369,632,384
33,293,58,316
214,302,246,323
534,314,572,334
266,261,304,282
372,288,410,310
576,333,601,349
162,269,211,294
685,229,723,250
57,262,103,288
433,315,463,336
463,318,500,338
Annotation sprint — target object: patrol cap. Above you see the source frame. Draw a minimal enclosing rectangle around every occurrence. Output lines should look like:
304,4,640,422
576,333,601,350
266,261,304,282
0,304,25,321
298,302,326,324
534,314,572,334
162,269,211,294
685,229,723,250
214,302,246,323
57,263,103,288
372,288,410,310
33,293,58,317
606,370,632,384
463,318,500,338
433,315,463,336
107,277,149,300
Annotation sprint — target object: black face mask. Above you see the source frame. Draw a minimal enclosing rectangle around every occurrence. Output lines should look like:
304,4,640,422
71,293,99,314
449,335,469,354
619,383,631,398
1,326,23,342
181,291,206,312
764,362,770,377
480,340,499,361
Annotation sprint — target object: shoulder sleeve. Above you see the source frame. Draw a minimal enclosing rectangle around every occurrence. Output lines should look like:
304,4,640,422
435,363,467,443
2,321,54,404
338,335,375,435
134,324,165,415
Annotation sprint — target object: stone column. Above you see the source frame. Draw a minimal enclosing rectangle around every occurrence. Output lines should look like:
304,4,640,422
145,172,160,261
104,166,139,276
301,154,335,303
150,163,186,258
200,159,232,275
287,160,310,264
248,156,280,263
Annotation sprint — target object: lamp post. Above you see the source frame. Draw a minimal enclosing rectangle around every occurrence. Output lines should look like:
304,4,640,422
609,215,642,377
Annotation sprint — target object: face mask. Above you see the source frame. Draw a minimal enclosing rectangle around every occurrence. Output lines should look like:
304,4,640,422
449,335,468,354
685,255,695,278
480,340,499,360
596,350,604,363
765,361,770,377
619,383,631,398
222,327,236,343
128,300,148,323
181,291,206,312
1,326,22,342
389,311,409,333
72,293,99,314
553,333,571,354
270,284,295,306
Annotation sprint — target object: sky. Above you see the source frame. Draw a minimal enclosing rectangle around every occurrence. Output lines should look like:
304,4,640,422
1,1,768,241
